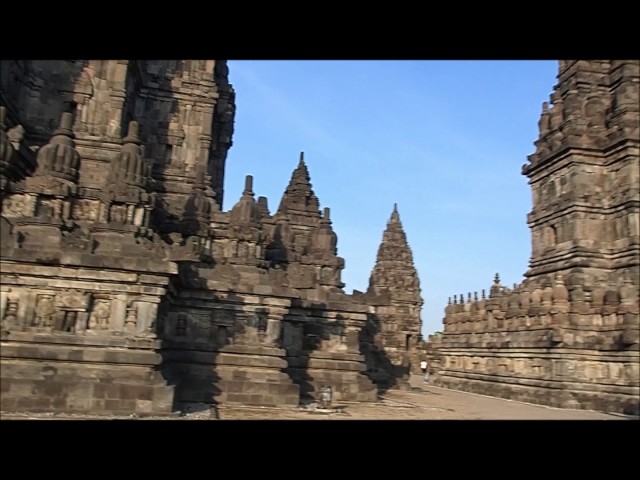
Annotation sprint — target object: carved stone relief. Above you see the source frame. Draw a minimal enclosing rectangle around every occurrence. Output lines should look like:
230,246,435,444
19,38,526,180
88,300,111,331
33,294,56,327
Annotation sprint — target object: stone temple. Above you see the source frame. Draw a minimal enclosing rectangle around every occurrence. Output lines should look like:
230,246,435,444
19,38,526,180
2,60,638,418
0,60,424,415
432,60,640,415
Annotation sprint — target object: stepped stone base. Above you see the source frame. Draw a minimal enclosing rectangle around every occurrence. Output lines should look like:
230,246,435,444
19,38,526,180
162,343,300,407
1,333,174,415
287,351,377,402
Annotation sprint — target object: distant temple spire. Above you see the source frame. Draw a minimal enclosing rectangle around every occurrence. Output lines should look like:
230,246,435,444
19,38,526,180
276,152,320,217
390,202,400,224
367,204,422,305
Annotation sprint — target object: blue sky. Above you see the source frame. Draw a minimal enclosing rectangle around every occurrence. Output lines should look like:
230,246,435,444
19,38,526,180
222,60,559,337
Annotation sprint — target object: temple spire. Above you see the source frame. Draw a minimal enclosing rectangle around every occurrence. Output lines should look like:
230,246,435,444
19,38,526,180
390,202,400,224
276,151,320,218
367,204,422,304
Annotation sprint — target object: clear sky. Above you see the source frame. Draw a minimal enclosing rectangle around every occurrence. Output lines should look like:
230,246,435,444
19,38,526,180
223,60,559,338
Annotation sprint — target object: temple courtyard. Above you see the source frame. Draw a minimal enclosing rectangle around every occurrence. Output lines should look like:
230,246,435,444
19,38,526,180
2,375,636,420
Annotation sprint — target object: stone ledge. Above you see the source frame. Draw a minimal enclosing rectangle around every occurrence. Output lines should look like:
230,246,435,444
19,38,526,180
440,371,640,394
1,332,159,348
1,344,162,366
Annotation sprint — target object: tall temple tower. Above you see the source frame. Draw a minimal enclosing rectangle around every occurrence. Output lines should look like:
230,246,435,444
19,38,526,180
523,60,639,281
358,204,424,389
433,60,639,415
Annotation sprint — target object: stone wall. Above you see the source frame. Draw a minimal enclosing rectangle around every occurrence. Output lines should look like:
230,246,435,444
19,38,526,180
432,60,640,415
0,62,423,414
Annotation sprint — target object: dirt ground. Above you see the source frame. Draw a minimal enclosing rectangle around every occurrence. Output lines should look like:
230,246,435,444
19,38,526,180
213,382,630,420
2,376,635,420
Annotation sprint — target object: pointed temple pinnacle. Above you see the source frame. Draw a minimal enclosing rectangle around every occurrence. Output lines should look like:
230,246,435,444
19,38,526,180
294,152,310,179
390,203,400,224
276,152,320,216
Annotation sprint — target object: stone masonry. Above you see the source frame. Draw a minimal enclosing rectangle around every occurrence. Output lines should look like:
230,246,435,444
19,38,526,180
0,60,424,415
354,204,424,391
432,60,640,415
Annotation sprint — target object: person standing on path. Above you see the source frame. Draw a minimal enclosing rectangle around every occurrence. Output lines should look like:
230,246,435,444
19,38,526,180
420,360,429,382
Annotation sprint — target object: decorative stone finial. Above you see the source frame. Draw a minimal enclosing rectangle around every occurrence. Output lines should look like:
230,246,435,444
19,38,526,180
453,295,457,304
230,174,261,225
448,297,451,305
256,195,270,217
123,120,141,144
494,273,500,285
299,151,305,165
244,174,254,195
50,112,75,145
59,112,73,132
482,289,486,299
474,291,478,302
324,207,331,221
34,109,80,181
106,119,152,191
